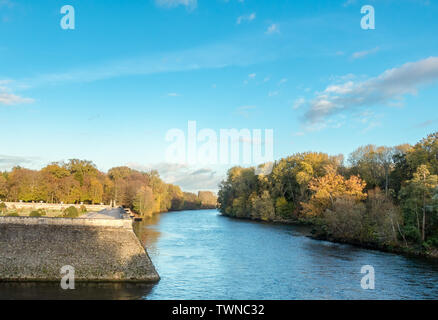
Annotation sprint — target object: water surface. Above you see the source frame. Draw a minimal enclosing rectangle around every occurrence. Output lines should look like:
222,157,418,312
134,210,438,300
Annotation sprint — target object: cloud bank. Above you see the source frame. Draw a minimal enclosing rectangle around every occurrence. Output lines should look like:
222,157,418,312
0,155,38,170
127,162,223,193
304,57,438,123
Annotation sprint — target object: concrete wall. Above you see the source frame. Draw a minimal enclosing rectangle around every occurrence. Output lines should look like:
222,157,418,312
2,202,110,211
0,216,159,282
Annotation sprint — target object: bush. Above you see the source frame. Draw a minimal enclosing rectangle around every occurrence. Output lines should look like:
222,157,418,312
403,225,421,243
80,204,87,213
323,196,366,242
62,206,80,218
29,209,46,217
6,211,19,217
425,236,438,248
0,202,6,212
275,197,295,219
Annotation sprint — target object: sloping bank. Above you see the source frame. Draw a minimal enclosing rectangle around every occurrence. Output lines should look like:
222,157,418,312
0,216,159,282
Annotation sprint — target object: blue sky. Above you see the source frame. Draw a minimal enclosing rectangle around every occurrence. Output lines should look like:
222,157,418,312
1,0,437,192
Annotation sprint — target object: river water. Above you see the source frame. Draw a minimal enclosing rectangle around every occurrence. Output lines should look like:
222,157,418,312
132,209,438,300
2,209,438,299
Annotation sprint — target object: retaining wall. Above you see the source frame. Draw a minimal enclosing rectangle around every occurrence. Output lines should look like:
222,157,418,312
0,217,159,282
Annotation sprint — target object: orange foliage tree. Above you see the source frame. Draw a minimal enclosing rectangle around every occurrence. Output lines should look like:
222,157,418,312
302,166,367,217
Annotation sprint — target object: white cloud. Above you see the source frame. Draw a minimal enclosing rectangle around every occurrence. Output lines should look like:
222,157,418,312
20,40,272,89
343,0,357,7
167,92,180,96
304,57,438,122
293,97,305,109
265,24,280,34
155,0,197,9
278,78,287,85
243,73,256,85
0,82,34,105
352,47,380,59
127,162,223,193
414,118,438,128
237,12,256,24
0,155,40,170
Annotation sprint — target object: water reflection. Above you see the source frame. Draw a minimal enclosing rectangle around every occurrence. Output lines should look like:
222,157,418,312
133,214,162,257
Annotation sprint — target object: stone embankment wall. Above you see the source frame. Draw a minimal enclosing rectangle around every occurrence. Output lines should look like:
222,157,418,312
2,202,110,211
0,216,159,282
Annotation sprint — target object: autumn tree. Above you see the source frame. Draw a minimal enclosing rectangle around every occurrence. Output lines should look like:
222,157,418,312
133,186,154,217
198,191,217,209
302,166,367,217
0,173,7,200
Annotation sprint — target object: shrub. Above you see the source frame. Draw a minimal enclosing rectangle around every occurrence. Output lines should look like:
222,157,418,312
275,197,295,219
323,196,366,242
29,209,46,217
80,204,87,213
425,236,438,248
6,211,19,217
62,206,80,218
403,225,421,243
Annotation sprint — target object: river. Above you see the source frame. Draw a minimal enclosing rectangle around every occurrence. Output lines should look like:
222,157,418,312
1,209,438,299
133,209,438,300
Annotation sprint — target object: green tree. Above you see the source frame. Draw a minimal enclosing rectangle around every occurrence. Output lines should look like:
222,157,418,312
400,165,438,242
275,197,295,219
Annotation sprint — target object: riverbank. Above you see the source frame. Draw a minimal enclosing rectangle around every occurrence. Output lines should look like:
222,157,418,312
220,213,438,260
310,231,438,260
0,216,159,282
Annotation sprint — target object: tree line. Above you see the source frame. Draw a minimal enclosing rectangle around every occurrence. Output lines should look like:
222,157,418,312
218,132,438,253
0,160,217,216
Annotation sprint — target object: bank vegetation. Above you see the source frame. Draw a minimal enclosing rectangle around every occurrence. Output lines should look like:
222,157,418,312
218,132,438,257
0,161,217,217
